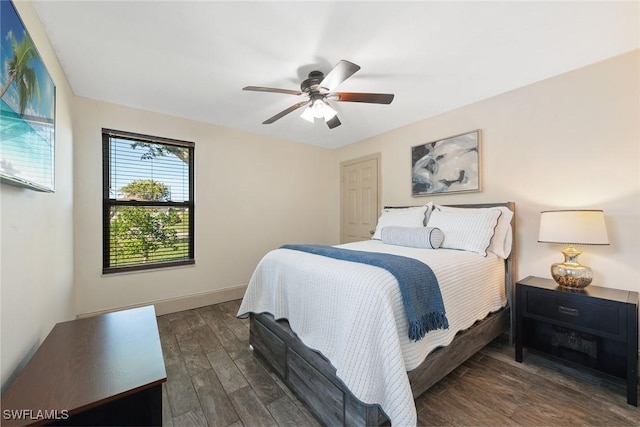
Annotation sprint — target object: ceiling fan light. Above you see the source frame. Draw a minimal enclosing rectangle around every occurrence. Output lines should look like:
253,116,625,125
301,99,336,123
300,106,315,123
311,99,325,119
310,99,337,122
321,103,337,121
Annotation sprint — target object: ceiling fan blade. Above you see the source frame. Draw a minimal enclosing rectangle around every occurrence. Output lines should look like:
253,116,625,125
326,115,341,129
320,60,361,91
262,101,310,124
333,92,394,104
243,86,303,96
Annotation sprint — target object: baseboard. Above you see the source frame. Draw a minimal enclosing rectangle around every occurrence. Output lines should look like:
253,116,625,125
76,284,248,319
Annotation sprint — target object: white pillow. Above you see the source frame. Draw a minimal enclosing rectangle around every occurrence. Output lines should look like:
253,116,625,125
381,226,444,249
426,208,502,256
435,205,513,258
372,204,431,240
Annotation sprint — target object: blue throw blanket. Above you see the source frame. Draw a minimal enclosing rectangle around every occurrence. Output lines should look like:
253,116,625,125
281,244,449,341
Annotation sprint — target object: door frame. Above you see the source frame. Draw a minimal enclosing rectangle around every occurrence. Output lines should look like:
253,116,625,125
339,153,382,243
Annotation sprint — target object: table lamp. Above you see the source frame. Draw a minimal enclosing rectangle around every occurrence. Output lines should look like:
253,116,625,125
538,210,609,289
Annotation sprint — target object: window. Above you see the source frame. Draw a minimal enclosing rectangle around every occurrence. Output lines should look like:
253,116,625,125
103,129,194,273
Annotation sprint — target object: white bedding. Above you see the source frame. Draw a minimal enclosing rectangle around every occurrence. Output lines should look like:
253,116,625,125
237,240,507,426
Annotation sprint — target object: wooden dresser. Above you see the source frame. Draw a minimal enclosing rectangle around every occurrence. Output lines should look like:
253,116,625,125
1,306,166,426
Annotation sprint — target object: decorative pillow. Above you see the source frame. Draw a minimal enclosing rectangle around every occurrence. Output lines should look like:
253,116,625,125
372,204,431,240
435,205,513,258
381,226,444,249
426,208,502,256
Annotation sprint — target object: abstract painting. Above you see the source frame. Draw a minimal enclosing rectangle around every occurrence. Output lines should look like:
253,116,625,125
411,130,480,196
1,0,56,192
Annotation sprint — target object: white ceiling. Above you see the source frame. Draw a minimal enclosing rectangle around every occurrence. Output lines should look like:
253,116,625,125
33,1,639,149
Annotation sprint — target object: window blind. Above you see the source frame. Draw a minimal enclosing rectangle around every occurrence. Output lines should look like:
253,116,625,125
102,129,194,273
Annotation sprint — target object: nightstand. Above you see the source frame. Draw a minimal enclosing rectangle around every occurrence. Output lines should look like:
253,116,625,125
515,276,638,406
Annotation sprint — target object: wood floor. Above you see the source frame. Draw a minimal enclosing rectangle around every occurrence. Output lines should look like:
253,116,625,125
157,300,640,426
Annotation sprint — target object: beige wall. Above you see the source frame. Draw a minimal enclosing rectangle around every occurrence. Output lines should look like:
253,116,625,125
72,97,339,316
0,2,75,390
336,50,640,294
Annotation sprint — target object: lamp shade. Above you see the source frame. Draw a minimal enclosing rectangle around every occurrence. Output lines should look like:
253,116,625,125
538,210,609,245
300,98,337,123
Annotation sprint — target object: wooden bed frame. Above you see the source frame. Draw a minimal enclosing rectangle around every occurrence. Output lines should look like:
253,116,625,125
249,202,516,426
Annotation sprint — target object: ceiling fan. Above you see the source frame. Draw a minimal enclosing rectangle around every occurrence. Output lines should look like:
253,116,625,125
243,60,394,129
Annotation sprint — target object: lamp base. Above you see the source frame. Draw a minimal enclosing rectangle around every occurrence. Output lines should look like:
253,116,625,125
551,246,593,289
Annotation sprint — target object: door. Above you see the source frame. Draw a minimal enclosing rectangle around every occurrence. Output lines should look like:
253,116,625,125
340,155,380,243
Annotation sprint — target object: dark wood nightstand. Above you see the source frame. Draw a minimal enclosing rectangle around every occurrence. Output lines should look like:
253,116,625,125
515,275,638,406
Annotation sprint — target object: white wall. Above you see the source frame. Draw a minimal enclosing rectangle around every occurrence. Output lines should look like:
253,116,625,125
72,97,339,316
0,1,75,390
336,50,640,294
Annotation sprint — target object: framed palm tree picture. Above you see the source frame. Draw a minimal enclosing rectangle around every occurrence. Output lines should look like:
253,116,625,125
1,0,56,192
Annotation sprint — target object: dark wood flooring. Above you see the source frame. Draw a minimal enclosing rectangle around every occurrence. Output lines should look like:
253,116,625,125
158,300,640,426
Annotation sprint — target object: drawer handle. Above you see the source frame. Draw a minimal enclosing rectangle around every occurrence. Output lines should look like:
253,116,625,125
558,306,579,317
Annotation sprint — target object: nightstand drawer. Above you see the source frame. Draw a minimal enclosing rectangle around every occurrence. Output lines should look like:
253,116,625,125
526,291,622,337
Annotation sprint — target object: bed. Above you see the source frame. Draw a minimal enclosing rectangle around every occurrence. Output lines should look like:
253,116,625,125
238,202,516,426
